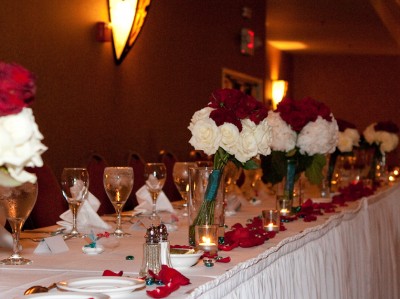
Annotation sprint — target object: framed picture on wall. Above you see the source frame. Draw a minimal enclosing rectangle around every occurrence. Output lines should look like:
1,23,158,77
222,68,264,102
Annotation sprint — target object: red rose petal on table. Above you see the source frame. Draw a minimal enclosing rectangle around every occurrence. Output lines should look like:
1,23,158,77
216,256,231,263
157,265,191,286
102,270,123,276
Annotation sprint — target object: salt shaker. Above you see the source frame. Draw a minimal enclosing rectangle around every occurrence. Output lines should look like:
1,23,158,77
158,223,172,267
139,225,161,278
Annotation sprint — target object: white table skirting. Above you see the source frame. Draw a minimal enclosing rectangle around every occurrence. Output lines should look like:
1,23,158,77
190,185,400,299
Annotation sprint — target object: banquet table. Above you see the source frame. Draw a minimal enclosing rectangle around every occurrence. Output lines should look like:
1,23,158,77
1,183,399,299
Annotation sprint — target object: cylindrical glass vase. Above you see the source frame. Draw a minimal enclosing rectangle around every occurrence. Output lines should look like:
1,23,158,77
188,167,225,246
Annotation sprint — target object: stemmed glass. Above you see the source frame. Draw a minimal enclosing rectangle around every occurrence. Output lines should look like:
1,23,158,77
173,162,195,216
0,181,38,265
61,168,89,238
103,167,134,237
144,163,166,224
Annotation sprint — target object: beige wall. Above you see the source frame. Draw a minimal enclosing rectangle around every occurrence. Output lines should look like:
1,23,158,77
291,54,400,167
1,1,266,177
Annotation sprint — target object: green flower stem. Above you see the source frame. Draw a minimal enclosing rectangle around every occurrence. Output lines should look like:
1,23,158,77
284,158,296,200
188,147,227,245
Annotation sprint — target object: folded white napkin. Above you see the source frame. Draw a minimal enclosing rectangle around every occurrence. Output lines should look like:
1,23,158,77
57,192,111,232
0,210,12,249
135,185,174,214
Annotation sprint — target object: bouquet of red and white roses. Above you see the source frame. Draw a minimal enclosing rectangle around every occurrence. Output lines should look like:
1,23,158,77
189,88,272,170
0,62,47,186
188,88,272,241
262,97,339,194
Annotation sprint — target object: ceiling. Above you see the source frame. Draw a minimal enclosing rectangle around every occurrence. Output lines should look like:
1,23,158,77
266,0,400,55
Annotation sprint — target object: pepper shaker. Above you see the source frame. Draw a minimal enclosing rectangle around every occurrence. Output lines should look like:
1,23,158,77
139,225,161,278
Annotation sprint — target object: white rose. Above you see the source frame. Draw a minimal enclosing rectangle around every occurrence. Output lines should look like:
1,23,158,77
337,132,353,152
0,108,47,184
188,118,221,155
297,115,339,155
234,120,258,163
363,123,377,144
188,107,213,131
377,131,399,153
266,111,297,152
254,118,272,156
219,123,240,156
344,128,360,146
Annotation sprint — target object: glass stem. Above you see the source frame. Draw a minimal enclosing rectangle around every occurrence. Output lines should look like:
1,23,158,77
71,209,79,235
151,192,158,216
116,211,122,231
12,220,22,257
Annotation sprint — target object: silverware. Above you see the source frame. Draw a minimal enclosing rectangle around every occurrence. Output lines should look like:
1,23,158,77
24,283,57,295
23,228,66,236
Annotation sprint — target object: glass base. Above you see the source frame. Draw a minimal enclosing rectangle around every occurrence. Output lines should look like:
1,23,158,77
64,231,85,239
112,228,131,238
0,254,33,265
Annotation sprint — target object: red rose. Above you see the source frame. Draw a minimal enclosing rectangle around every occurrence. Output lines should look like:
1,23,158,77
209,108,242,131
374,121,399,133
0,62,36,116
209,88,244,110
276,97,332,132
336,119,356,132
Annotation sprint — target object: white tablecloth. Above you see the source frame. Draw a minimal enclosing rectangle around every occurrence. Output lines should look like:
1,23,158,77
1,184,399,299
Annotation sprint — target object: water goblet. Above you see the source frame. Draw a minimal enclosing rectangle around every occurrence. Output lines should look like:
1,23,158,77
173,162,195,216
144,163,166,224
60,168,89,238
0,181,38,265
103,167,134,237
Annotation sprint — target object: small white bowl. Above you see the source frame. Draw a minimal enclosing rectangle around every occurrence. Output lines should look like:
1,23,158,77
170,249,204,269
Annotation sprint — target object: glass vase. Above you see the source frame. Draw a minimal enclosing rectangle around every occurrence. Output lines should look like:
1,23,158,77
188,167,225,246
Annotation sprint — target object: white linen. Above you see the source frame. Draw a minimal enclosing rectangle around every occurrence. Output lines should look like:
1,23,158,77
1,183,399,298
135,185,174,213
57,192,111,232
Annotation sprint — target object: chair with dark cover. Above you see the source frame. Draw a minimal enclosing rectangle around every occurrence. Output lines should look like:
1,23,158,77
125,150,146,211
24,164,69,229
158,149,181,202
189,150,213,166
86,152,114,216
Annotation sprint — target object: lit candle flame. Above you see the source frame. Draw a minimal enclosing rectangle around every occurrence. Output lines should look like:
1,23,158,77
201,236,211,244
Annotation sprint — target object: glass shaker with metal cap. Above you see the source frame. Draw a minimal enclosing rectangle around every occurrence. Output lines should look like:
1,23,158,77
158,223,172,267
139,225,161,278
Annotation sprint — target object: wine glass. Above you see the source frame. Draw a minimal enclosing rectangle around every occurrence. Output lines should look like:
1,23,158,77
103,167,134,237
0,181,38,265
173,162,195,216
144,163,166,224
60,168,89,238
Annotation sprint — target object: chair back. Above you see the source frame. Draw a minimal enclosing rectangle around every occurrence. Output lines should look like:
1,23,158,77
158,150,181,201
86,153,114,215
125,151,146,210
25,164,69,229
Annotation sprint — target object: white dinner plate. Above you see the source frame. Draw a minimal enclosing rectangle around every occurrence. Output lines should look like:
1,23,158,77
56,277,145,296
14,292,110,299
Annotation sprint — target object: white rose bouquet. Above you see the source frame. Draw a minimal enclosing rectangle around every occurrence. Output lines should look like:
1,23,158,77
362,121,399,182
0,62,47,186
363,121,399,154
188,88,272,242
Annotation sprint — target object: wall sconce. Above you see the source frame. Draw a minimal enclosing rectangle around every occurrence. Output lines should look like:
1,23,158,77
271,80,288,107
107,0,151,65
